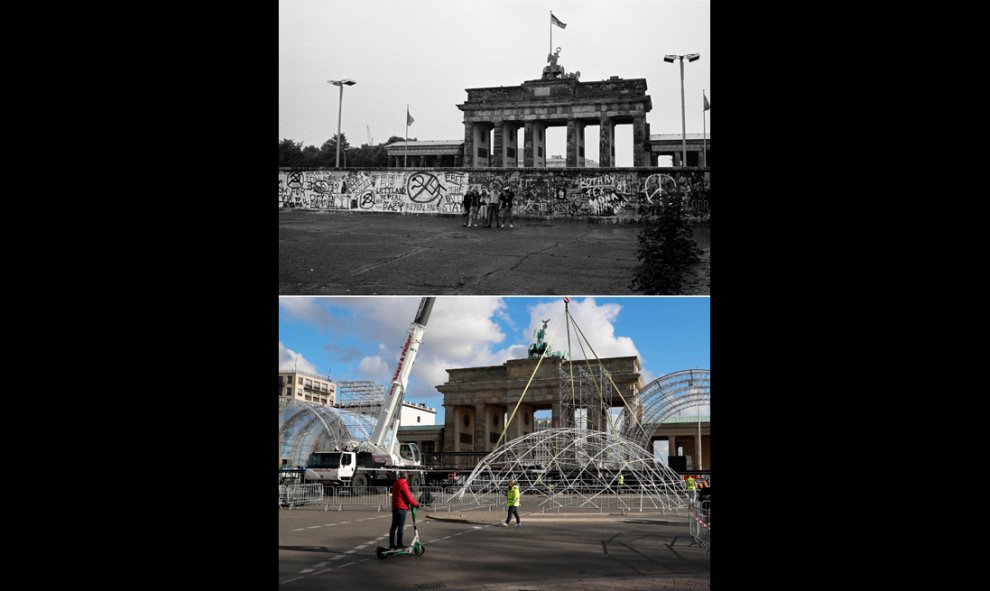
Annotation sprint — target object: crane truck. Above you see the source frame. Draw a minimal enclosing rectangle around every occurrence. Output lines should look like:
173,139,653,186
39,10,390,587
302,297,435,492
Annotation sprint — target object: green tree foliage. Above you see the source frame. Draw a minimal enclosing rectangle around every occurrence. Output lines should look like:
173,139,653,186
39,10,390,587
629,193,703,294
278,134,394,168
277,138,304,167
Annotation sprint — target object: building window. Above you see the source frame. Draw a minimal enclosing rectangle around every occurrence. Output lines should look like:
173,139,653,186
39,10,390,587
507,147,516,158
537,146,543,157
463,414,470,427
578,145,584,157
459,432,473,444
490,432,500,443
417,416,421,423
286,388,292,397
298,377,303,385
477,147,487,157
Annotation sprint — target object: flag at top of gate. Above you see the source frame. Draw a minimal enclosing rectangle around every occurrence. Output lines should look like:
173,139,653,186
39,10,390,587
551,12,566,29
703,93,710,111
407,107,414,126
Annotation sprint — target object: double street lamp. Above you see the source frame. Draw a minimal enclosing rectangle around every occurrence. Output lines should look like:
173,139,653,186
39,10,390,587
663,53,700,167
328,79,356,168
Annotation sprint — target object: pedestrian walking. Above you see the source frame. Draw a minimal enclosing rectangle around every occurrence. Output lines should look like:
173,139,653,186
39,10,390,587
486,190,499,228
478,191,489,227
470,190,482,227
502,479,521,526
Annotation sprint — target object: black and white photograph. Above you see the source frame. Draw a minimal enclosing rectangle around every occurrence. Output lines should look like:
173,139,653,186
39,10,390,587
279,0,710,296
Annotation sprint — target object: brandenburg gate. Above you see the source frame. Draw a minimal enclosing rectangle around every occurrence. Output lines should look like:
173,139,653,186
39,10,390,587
457,50,653,168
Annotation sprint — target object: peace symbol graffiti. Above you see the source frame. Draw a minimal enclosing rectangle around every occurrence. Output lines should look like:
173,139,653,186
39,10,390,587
406,172,445,203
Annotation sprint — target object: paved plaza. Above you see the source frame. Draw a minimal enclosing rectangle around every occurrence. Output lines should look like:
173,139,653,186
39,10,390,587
278,506,709,590
278,211,710,295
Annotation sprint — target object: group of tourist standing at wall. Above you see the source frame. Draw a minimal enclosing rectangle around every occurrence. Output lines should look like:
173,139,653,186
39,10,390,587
462,187,515,229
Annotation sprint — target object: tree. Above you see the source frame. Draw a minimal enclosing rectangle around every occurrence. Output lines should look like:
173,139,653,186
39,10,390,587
278,138,304,167
629,193,703,294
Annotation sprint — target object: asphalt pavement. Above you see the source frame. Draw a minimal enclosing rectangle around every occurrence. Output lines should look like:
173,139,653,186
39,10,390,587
278,210,710,295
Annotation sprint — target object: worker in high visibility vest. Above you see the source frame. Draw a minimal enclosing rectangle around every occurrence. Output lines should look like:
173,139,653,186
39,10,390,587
503,479,521,527
685,475,697,505
617,472,624,487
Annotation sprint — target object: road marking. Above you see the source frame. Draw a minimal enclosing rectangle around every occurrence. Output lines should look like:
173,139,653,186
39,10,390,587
472,526,482,529
313,562,328,567
280,577,304,585
291,528,306,532
331,555,345,561
298,568,315,573
354,545,367,550
312,568,334,575
338,561,357,569
340,521,351,524
307,526,321,529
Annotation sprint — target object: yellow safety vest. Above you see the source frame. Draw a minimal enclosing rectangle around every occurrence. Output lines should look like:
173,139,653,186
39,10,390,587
506,485,521,507
686,477,696,490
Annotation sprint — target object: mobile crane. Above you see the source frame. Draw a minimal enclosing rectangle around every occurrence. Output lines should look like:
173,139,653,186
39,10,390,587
303,297,434,491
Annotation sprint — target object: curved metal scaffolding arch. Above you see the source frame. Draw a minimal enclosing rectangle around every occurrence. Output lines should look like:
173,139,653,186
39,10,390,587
619,369,710,451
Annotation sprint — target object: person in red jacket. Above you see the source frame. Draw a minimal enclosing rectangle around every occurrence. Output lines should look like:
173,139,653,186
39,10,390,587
389,472,420,551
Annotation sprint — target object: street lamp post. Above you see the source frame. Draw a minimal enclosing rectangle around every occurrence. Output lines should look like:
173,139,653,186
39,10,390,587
663,53,700,167
328,79,356,168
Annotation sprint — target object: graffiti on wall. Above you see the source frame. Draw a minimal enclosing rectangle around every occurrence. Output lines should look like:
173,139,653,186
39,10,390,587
278,169,709,221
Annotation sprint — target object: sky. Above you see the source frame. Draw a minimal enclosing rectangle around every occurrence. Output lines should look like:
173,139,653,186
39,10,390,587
279,296,710,423
279,0,711,167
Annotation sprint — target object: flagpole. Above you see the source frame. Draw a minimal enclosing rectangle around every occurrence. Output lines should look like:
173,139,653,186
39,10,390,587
702,90,707,168
404,105,408,169
550,11,552,54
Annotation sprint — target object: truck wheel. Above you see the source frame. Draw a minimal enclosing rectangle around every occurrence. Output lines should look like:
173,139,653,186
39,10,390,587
352,473,369,495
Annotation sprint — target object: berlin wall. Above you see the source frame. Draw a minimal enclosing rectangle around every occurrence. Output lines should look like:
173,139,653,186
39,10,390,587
278,168,710,222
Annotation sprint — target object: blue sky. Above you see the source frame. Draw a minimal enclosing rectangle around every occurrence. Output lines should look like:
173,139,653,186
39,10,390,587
279,0,710,166
279,296,709,423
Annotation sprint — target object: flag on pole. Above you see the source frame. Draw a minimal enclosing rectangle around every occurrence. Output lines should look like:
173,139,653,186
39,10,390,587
551,13,567,29
407,107,414,126
703,93,710,111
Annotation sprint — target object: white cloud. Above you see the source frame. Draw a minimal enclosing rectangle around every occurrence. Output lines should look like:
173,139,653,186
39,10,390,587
525,298,640,362
357,355,391,381
278,341,318,374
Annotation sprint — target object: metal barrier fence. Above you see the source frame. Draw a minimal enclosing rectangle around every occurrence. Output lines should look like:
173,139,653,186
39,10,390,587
278,484,324,509
688,501,710,555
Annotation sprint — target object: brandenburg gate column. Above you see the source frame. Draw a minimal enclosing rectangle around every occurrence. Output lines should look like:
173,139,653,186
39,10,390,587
463,122,475,168
599,116,615,167
491,120,504,168
566,119,581,167
633,114,649,167
523,122,535,167
474,403,490,453
443,404,458,452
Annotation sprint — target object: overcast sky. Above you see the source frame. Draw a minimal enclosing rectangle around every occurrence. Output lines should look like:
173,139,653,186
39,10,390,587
279,296,710,423
279,0,710,166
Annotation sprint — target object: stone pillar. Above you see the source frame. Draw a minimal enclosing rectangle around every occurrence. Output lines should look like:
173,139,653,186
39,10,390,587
598,116,614,167
443,405,458,453
523,122,535,167
551,396,562,428
503,123,519,167
668,435,677,458
472,124,490,168
566,119,579,167
453,153,463,167
633,115,649,167
492,120,504,168
463,122,475,168
473,403,488,453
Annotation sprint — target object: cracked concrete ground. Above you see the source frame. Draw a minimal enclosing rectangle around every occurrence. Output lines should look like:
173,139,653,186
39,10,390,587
279,211,710,295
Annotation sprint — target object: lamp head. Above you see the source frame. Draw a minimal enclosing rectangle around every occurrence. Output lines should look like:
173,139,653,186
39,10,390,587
663,55,677,63
686,54,700,62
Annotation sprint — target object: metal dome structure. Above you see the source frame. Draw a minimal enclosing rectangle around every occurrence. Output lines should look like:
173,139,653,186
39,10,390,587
452,427,688,511
618,369,710,451
278,398,378,467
